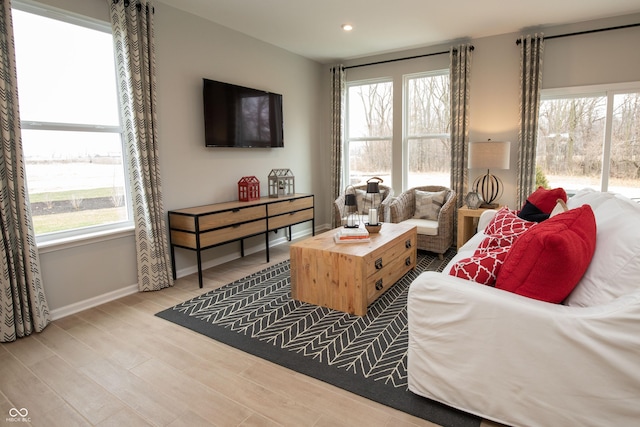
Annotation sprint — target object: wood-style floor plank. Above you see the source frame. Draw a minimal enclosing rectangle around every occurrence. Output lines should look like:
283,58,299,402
0,241,502,427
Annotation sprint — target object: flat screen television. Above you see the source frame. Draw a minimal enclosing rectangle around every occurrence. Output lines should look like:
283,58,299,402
203,78,284,148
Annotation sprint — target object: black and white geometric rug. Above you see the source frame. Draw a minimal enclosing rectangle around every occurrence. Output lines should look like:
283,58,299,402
156,249,480,427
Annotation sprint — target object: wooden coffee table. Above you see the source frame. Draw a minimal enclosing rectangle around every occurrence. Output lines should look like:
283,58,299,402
290,222,417,316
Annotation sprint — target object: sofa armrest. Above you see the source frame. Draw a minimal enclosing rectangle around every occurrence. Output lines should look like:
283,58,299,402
477,209,498,232
407,272,640,427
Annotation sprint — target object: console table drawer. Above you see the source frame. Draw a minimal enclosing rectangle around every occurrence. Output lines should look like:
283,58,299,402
200,219,267,247
268,196,313,216
169,206,265,232
269,208,314,230
199,206,265,230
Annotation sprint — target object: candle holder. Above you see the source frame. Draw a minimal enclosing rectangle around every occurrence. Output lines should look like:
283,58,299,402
364,176,383,226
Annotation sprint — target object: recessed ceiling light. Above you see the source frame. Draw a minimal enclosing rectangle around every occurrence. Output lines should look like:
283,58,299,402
341,24,353,32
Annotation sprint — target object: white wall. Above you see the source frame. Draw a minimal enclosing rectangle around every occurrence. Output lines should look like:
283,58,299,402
29,0,326,316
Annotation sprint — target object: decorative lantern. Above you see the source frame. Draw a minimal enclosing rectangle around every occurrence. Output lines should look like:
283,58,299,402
268,169,295,198
343,185,360,228
364,177,383,226
238,176,260,201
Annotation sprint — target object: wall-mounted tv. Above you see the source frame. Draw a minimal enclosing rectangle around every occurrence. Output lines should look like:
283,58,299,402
203,78,284,148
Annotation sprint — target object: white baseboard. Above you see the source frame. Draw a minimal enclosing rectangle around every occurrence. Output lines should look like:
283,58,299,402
50,283,139,321
49,224,329,320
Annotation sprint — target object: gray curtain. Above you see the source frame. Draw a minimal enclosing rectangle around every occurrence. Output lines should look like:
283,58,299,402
109,0,173,291
516,34,544,207
0,0,50,342
449,44,473,209
330,64,345,227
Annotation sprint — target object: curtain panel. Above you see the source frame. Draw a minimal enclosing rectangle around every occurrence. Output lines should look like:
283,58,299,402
516,34,544,207
449,44,473,210
330,65,345,228
109,0,173,291
0,0,50,342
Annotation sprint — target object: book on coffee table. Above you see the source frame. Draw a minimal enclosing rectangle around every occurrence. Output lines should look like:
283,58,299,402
334,227,370,243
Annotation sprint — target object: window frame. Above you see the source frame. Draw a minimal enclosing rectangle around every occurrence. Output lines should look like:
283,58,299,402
344,77,394,187
12,1,134,247
402,69,450,190
538,81,640,195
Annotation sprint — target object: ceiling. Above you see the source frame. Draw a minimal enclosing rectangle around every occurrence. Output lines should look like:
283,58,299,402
157,0,640,63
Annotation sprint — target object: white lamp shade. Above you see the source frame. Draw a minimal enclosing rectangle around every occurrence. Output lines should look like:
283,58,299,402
468,140,511,170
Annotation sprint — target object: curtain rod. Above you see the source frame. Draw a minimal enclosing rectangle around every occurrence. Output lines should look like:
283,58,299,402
516,22,640,44
344,45,474,70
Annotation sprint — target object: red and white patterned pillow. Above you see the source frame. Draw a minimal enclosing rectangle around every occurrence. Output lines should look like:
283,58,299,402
450,246,511,286
450,208,536,286
485,207,536,236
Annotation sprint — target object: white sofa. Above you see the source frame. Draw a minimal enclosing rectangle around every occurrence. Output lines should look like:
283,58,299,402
407,188,640,427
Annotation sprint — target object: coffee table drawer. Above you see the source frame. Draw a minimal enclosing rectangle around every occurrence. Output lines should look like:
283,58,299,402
363,233,416,278
366,249,416,303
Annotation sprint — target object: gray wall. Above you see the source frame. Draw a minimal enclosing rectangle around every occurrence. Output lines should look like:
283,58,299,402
25,0,640,317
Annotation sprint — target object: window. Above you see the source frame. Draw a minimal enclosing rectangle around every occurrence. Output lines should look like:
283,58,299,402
345,79,393,186
404,71,450,188
344,70,450,191
537,83,640,200
12,4,132,243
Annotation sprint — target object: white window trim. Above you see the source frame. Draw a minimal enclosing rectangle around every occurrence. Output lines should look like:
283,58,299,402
402,69,449,190
539,81,640,193
13,0,134,248
344,77,394,187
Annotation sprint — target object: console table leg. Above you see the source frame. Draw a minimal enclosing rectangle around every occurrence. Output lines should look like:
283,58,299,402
197,250,203,288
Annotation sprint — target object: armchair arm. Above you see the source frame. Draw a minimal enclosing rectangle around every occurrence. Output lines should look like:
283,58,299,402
434,190,456,239
389,190,415,223
408,272,640,427
333,194,347,227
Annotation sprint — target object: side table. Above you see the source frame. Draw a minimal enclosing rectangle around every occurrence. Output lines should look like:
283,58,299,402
457,205,502,249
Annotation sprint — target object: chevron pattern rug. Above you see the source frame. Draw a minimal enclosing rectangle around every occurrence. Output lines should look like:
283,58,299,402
156,249,480,427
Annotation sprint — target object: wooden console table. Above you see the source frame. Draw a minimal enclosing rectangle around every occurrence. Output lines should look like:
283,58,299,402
169,194,314,287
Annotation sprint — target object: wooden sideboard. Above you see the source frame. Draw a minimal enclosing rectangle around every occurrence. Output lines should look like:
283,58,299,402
169,194,314,287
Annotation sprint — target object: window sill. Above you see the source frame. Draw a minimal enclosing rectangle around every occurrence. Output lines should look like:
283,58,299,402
37,226,135,254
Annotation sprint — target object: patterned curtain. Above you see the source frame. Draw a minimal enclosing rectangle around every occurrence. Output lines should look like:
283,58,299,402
0,0,50,342
516,34,544,207
449,44,473,210
109,0,173,291
330,65,345,227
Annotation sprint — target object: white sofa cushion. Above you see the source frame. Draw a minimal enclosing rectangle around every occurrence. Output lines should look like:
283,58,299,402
565,188,640,307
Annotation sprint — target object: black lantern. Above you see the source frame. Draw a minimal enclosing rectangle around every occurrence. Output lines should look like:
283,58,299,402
343,186,360,228
364,177,383,226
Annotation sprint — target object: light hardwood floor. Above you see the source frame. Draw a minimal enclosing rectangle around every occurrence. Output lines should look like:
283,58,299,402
1,242,504,427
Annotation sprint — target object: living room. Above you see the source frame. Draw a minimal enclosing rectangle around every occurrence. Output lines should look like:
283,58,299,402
2,0,640,425
28,0,640,320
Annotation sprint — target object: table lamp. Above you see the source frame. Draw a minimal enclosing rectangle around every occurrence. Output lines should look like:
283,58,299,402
468,140,510,208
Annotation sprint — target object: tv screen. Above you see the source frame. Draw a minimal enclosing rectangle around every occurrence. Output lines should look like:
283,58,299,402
203,78,284,148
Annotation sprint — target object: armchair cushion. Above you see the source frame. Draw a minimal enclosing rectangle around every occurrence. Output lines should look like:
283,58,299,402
413,189,447,220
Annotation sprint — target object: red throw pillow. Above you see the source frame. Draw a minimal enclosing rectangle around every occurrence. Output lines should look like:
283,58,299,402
526,186,567,214
495,205,597,303
450,246,511,286
485,207,536,236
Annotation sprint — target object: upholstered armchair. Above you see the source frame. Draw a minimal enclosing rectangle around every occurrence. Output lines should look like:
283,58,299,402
333,184,394,227
389,185,456,258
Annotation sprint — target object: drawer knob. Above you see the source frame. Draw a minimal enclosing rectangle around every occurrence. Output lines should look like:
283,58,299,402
232,208,240,213
405,239,412,248
405,257,412,266
375,279,383,291
375,258,383,269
